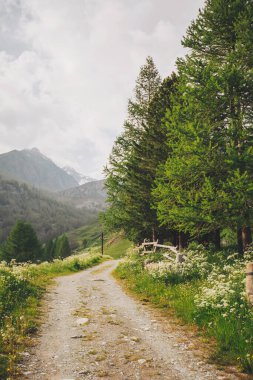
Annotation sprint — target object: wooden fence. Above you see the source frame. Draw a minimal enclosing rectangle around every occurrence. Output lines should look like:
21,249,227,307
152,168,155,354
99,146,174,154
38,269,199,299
139,239,184,263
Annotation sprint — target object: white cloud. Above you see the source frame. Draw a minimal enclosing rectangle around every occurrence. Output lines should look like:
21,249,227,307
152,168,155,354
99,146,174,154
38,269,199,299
0,0,204,177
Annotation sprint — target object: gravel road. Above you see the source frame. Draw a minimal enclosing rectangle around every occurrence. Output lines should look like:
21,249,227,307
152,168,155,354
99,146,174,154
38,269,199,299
20,260,243,380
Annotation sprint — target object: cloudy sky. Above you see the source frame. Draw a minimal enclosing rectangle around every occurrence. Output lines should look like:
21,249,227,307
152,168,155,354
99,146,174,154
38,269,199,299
0,0,204,178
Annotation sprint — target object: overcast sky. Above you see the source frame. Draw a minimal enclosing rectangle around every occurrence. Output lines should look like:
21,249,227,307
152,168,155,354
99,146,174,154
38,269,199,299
0,0,204,178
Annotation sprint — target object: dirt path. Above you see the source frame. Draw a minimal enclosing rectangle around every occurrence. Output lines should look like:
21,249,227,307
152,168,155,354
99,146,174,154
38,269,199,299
20,260,242,380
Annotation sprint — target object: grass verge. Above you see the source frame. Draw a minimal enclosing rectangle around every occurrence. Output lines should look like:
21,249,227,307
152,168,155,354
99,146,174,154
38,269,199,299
114,254,253,373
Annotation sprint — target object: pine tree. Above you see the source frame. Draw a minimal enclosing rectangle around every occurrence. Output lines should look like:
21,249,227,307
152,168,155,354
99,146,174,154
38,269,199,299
184,0,253,253
104,60,179,243
153,0,253,252
104,57,162,242
127,73,179,243
54,235,71,259
1,221,42,263
44,239,55,261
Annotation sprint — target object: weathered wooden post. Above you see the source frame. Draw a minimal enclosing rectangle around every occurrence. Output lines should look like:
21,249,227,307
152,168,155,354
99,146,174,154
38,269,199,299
176,253,185,263
101,232,104,256
246,262,253,305
153,239,158,253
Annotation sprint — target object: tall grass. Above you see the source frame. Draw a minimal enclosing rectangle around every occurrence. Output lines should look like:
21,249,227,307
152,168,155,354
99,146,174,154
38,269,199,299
103,235,132,259
0,251,105,379
66,221,102,249
115,251,253,373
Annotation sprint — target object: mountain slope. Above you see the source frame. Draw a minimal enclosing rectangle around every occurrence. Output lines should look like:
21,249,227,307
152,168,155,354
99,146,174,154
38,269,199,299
58,180,106,210
0,175,97,243
63,166,96,185
0,148,78,192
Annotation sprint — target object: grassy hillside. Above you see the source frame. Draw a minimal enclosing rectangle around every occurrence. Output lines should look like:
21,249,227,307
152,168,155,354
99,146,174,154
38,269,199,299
0,175,97,243
103,233,133,259
66,222,132,257
66,221,102,249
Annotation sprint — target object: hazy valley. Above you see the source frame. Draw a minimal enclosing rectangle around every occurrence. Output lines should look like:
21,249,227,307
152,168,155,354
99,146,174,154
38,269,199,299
0,148,106,244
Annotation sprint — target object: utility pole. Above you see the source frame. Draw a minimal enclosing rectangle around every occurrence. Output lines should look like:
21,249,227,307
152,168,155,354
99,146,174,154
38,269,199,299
101,232,104,256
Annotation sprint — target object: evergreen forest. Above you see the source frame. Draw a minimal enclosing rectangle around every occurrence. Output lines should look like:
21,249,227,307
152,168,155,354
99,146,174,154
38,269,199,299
103,0,253,255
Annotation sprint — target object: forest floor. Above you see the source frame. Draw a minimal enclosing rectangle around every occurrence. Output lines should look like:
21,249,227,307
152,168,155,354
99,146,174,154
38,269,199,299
20,260,248,380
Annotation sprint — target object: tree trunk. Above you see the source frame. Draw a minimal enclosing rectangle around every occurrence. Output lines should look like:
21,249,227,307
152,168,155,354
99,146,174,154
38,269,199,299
172,231,177,246
237,227,244,256
242,226,252,252
213,229,221,250
178,232,188,252
152,227,156,242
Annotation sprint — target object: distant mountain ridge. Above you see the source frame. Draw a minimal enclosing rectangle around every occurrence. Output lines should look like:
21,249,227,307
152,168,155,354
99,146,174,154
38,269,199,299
0,148,107,242
0,148,78,192
58,180,106,210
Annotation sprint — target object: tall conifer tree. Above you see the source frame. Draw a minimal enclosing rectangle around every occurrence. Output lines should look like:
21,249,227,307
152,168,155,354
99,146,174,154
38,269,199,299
104,58,177,242
1,221,42,263
154,0,253,253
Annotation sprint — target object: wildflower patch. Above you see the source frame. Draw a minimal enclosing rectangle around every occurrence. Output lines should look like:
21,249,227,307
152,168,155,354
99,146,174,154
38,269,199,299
115,247,253,373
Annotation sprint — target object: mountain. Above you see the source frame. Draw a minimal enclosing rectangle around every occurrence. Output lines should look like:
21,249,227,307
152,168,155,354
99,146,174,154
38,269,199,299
0,148,78,192
58,180,107,210
0,175,97,243
63,166,96,185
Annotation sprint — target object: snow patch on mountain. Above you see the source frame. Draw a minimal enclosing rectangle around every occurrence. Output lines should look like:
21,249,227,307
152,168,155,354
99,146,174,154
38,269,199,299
63,167,96,185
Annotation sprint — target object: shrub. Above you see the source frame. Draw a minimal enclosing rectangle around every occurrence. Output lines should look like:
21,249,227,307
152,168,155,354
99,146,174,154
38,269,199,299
144,248,212,284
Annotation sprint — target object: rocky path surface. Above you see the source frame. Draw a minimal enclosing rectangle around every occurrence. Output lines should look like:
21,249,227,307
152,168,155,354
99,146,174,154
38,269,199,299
21,260,242,380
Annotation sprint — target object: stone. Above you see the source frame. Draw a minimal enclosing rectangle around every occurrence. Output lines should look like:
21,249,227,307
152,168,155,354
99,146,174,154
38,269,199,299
79,369,90,375
76,317,89,325
21,352,31,357
131,336,140,342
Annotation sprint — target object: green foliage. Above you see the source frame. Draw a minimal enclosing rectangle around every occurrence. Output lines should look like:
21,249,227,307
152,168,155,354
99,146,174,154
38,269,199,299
0,269,38,321
115,256,199,321
43,239,55,261
104,58,178,242
116,247,253,372
104,235,132,259
0,221,42,263
65,221,131,259
152,0,253,251
54,235,71,259
220,228,237,247
66,220,102,250
104,57,161,242
104,1,253,253
82,238,88,249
